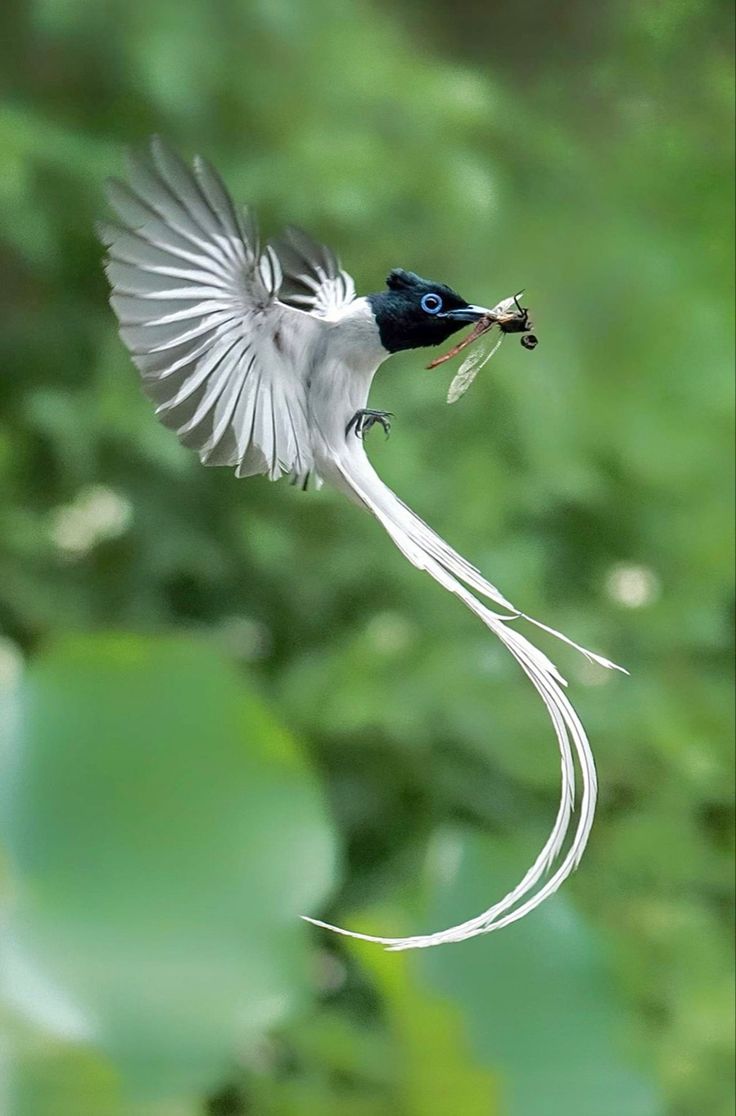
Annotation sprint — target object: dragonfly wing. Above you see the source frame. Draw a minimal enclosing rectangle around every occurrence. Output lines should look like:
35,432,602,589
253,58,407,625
447,333,504,403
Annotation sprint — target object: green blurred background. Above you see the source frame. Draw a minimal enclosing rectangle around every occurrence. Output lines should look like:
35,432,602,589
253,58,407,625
0,1,733,1114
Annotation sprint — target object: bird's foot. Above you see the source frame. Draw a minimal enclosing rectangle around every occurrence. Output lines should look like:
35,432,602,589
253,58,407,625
346,409,394,439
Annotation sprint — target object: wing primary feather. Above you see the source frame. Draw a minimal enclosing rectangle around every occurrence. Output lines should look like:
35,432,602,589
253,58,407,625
119,152,236,272
194,154,260,259
150,137,221,237
198,343,254,462
153,329,244,416
232,364,260,467
138,140,246,273
101,191,227,277
168,338,246,438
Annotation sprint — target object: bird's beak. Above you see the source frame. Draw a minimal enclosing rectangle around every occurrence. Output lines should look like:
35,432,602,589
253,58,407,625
441,304,491,323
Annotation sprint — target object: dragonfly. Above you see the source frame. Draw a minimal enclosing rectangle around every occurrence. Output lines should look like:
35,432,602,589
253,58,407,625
427,292,537,403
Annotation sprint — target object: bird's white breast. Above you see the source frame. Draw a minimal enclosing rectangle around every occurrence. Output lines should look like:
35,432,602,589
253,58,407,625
306,298,389,470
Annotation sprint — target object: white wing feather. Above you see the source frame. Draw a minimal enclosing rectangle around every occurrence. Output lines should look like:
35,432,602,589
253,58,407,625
100,137,319,480
270,225,356,320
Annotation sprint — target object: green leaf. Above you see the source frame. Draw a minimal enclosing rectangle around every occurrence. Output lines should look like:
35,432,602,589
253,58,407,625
416,830,665,1116
0,634,337,1102
352,931,499,1116
339,828,666,1116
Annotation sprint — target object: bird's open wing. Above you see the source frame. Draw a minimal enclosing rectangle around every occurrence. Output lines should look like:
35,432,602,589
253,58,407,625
100,137,320,480
270,225,356,319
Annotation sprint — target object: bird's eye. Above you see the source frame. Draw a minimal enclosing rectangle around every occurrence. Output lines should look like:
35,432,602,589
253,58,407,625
421,292,443,315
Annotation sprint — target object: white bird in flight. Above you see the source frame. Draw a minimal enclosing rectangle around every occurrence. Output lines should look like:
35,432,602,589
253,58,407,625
100,137,624,951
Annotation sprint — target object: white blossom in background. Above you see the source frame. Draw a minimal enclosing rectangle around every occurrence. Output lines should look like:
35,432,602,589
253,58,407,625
427,830,465,887
49,485,133,558
214,615,272,661
605,562,661,609
0,637,23,691
0,638,24,764
312,950,347,995
364,611,414,656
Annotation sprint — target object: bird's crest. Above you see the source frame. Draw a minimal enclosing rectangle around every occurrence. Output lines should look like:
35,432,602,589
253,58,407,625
386,268,424,292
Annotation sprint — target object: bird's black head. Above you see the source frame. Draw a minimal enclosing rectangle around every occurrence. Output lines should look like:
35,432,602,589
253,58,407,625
367,269,488,354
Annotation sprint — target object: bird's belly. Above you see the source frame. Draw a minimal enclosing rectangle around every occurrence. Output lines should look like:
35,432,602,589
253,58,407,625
307,357,377,467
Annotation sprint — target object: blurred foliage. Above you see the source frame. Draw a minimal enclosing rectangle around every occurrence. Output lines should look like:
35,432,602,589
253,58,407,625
2,635,335,1107
0,0,733,1114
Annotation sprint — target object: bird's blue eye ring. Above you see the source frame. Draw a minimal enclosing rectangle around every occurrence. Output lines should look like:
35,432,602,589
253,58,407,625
421,292,443,315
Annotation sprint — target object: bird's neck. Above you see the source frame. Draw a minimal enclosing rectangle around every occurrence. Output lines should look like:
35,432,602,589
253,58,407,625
325,297,390,372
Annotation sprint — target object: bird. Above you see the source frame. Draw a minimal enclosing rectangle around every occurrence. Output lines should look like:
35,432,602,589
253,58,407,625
99,137,624,950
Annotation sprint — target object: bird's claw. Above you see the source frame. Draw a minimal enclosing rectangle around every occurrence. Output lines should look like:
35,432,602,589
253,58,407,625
346,409,394,439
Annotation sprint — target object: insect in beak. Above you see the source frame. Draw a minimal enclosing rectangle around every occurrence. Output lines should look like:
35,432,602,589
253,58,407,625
427,291,538,402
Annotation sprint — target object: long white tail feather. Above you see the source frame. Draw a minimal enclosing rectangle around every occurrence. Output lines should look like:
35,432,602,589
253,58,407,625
302,450,617,949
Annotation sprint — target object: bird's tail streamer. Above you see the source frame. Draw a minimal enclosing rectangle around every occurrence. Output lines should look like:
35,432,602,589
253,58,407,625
302,450,625,950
